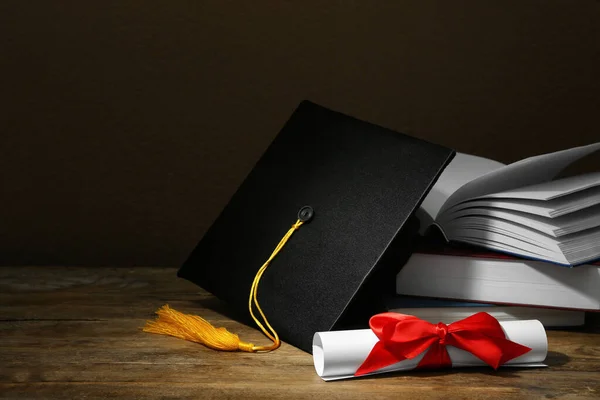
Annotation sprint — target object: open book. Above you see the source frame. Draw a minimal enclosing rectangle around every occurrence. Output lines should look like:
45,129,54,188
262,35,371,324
417,142,600,266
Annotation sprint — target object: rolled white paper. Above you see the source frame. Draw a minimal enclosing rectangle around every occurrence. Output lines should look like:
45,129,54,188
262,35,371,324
313,319,548,381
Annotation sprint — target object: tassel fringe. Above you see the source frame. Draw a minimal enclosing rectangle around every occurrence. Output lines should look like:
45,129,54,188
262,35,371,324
143,304,256,352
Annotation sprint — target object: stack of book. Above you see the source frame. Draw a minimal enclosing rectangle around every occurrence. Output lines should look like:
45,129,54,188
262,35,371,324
391,143,600,327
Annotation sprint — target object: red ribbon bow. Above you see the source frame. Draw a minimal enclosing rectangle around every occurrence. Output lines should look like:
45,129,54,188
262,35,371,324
355,312,531,376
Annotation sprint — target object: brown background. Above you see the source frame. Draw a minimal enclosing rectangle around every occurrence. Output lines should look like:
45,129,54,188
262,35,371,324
1,1,598,267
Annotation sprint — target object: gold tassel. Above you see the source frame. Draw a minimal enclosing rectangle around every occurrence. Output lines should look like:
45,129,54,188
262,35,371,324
144,219,305,352
143,304,255,352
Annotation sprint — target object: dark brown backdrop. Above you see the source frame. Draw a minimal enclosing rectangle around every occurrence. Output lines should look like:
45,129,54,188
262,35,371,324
1,1,598,266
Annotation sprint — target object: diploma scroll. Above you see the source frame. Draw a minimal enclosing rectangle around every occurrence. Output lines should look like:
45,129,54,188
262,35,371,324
313,319,548,381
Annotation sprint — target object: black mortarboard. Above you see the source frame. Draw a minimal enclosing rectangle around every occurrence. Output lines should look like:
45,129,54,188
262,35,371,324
176,101,454,353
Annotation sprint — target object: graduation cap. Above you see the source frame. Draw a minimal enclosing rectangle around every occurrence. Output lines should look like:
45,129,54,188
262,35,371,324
144,101,455,353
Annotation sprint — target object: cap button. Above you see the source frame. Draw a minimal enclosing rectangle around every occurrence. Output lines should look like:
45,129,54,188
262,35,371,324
298,206,314,223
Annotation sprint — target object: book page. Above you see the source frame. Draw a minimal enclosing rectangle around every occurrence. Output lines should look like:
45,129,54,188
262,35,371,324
445,185,600,218
479,171,600,201
419,153,505,222
439,142,600,216
442,205,600,238
445,221,600,265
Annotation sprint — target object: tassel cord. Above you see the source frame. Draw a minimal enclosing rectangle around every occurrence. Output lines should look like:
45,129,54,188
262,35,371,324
248,219,303,351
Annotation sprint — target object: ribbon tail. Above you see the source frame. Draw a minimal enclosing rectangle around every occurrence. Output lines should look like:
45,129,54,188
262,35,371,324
449,333,532,370
355,341,407,376
497,339,532,368
417,343,452,369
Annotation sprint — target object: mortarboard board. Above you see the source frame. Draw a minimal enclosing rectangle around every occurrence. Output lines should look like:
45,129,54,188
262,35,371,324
149,101,455,353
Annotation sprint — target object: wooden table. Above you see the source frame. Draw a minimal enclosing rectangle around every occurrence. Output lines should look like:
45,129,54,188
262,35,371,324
1,266,599,399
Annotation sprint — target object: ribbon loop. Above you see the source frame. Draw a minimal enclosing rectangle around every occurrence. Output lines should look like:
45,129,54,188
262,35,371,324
354,312,532,376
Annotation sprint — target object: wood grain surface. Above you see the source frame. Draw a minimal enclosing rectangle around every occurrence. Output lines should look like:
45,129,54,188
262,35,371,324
1,266,599,399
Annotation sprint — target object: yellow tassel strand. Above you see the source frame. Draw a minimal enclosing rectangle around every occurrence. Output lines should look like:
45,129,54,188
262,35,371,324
143,305,255,352
143,219,305,353
247,219,303,351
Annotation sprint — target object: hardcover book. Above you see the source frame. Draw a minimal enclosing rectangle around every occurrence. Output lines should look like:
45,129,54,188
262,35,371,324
417,144,600,266
396,246,600,310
